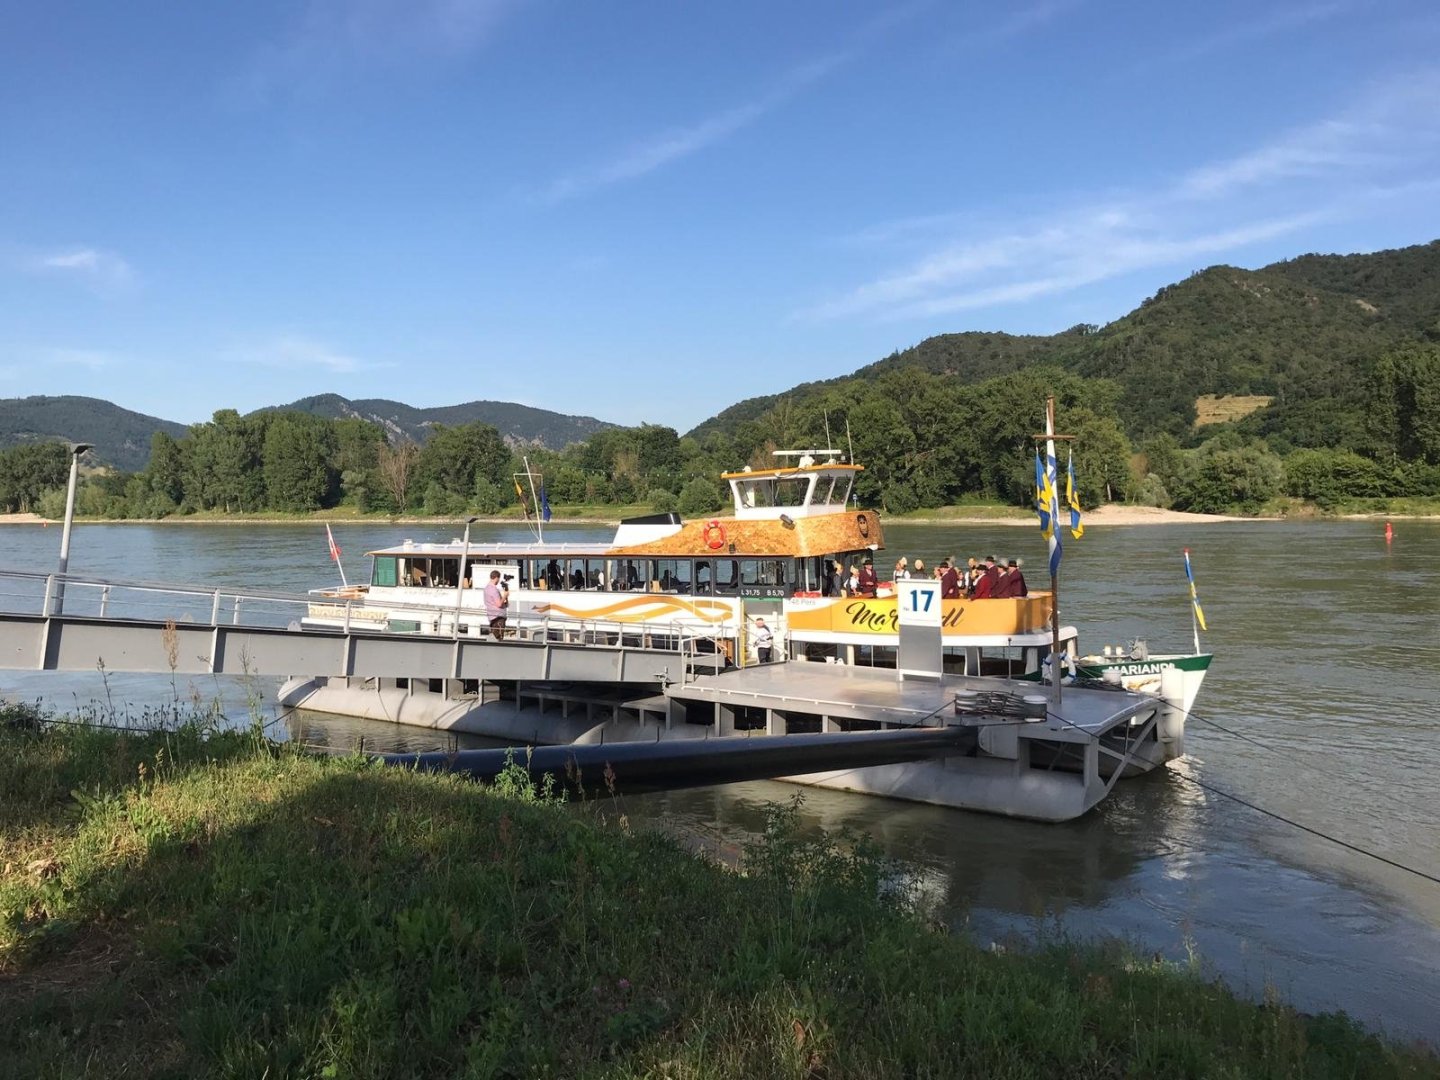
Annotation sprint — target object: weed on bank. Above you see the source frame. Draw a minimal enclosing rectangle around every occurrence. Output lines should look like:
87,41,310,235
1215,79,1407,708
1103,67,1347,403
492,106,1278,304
1,711,1435,1079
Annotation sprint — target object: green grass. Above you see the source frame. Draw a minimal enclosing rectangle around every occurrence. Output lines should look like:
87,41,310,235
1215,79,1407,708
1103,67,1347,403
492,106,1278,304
1,711,1435,1079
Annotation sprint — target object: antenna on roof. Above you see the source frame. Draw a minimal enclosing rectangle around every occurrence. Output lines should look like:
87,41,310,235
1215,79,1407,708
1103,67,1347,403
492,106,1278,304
845,418,854,465
824,411,833,455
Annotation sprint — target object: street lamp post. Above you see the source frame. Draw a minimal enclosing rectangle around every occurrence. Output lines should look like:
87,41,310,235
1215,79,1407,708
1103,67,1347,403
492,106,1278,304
53,442,94,616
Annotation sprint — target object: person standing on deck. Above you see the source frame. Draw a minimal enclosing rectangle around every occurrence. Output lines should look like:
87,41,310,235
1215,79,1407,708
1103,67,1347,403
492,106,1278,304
858,559,878,597
973,556,1001,599
752,617,774,663
938,560,961,599
993,560,1012,597
1002,559,1028,597
483,570,508,640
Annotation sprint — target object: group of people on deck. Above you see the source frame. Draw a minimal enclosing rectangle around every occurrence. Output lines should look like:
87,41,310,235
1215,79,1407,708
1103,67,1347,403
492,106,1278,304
889,554,1029,600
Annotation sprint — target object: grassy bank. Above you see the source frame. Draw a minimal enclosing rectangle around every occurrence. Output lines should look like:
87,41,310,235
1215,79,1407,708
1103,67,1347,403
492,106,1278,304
1,714,1435,1079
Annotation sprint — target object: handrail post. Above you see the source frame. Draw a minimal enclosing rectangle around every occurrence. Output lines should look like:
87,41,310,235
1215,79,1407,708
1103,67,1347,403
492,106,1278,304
99,585,111,618
42,575,55,617
232,596,242,625
211,590,222,626
343,601,353,635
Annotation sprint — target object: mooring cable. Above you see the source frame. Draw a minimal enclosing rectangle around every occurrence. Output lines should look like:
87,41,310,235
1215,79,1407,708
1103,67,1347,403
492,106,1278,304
1041,703,1440,888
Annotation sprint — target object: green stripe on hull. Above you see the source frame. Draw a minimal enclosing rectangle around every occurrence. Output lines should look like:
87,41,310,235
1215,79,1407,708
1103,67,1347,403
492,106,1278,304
1077,653,1213,678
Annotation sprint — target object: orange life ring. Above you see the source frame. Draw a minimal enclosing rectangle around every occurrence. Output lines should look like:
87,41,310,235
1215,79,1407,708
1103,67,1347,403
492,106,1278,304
703,519,727,550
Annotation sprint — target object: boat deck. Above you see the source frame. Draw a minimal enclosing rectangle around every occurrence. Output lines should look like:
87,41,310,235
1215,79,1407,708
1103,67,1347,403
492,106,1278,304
674,661,1152,740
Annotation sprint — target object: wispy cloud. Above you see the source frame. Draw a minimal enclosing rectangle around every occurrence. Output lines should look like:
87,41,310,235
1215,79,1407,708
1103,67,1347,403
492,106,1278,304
539,53,850,203
801,71,1440,323
26,247,135,292
235,336,391,374
1133,2,1352,72
234,0,518,104
42,347,119,371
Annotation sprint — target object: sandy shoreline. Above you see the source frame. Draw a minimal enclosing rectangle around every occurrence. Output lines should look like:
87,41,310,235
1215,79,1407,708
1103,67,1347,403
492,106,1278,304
2,506,1432,528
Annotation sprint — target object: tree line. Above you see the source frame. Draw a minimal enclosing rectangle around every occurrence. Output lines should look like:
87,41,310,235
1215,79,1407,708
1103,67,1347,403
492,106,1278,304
3,343,1438,520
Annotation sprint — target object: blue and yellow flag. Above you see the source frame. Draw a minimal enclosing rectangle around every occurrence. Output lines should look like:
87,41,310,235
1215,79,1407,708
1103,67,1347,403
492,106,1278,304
1044,450,1062,577
1183,548,1208,631
1066,449,1084,539
1034,451,1053,538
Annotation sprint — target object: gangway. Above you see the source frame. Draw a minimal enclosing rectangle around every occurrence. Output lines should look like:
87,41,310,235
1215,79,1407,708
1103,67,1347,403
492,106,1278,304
0,570,699,684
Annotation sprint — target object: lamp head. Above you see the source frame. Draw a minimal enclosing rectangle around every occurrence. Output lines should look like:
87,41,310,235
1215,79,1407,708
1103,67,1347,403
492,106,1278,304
71,442,94,456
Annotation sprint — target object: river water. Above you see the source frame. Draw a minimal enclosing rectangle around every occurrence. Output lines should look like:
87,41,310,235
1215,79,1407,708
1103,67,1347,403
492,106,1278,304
2,519,1438,1043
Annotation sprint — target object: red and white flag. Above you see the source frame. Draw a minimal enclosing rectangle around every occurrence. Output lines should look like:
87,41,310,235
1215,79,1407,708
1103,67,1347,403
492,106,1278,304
326,523,342,563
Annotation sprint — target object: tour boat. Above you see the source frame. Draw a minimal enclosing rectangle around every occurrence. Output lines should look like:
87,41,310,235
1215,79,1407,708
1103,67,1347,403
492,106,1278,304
282,449,1213,820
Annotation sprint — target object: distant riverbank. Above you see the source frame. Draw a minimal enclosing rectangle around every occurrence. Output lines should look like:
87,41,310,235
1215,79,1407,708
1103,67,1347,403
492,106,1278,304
5,503,1437,528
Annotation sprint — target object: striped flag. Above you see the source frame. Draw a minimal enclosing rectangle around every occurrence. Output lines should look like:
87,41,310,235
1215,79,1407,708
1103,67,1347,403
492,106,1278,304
1184,548,1208,631
1066,449,1084,539
1034,451,1053,538
325,522,342,563
1044,448,1062,578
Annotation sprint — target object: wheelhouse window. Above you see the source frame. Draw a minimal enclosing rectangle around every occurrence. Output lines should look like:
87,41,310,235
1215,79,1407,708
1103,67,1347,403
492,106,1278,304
373,556,398,587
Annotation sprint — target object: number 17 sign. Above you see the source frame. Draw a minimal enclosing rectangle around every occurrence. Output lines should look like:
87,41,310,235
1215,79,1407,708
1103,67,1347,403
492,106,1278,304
898,580,942,628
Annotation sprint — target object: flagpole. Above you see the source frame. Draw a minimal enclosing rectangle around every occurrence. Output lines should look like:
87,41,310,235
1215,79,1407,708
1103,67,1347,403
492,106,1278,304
327,523,348,588
523,456,543,543
1045,396,1062,708
1185,548,1201,655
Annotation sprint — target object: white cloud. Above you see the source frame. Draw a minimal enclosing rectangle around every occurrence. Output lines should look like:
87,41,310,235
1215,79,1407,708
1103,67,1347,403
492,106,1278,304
235,0,518,103
802,71,1440,323
1134,2,1351,72
29,247,135,291
539,53,849,203
236,336,390,374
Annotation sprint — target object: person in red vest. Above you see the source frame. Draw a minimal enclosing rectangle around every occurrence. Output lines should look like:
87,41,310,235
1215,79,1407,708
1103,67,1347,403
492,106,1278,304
1003,559,1028,597
938,560,961,599
973,556,1001,599
858,559,878,597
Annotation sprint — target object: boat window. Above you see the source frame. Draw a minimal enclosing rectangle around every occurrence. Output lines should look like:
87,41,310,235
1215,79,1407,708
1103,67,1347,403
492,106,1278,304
773,476,812,506
713,559,740,595
373,556,398,587
693,559,713,596
654,559,692,593
610,559,649,592
739,559,787,587
581,559,607,590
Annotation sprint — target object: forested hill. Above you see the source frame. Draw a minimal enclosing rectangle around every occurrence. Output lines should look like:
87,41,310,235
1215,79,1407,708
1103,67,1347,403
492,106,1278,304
263,395,615,450
0,396,187,472
0,393,616,472
690,239,1440,450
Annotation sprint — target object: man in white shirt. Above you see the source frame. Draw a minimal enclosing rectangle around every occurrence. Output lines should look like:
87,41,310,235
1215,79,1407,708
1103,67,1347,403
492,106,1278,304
752,617,774,663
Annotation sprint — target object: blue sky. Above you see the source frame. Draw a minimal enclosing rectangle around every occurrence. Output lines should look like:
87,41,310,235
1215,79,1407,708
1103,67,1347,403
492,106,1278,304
3,1,1439,433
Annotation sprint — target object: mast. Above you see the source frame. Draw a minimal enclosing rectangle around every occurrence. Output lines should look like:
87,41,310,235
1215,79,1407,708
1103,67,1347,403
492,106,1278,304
1045,397,1062,707
524,455,544,543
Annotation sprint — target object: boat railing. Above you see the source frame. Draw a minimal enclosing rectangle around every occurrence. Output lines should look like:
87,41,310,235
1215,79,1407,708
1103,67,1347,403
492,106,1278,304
0,569,320,631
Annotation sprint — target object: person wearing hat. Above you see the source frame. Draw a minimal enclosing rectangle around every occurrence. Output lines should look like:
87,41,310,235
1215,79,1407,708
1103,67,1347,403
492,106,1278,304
858,558,878,598
894,556,910,581
845,565,861,596
998,558,1028,598
938,559,961,599
973,555,1001,599
752,616,774,663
